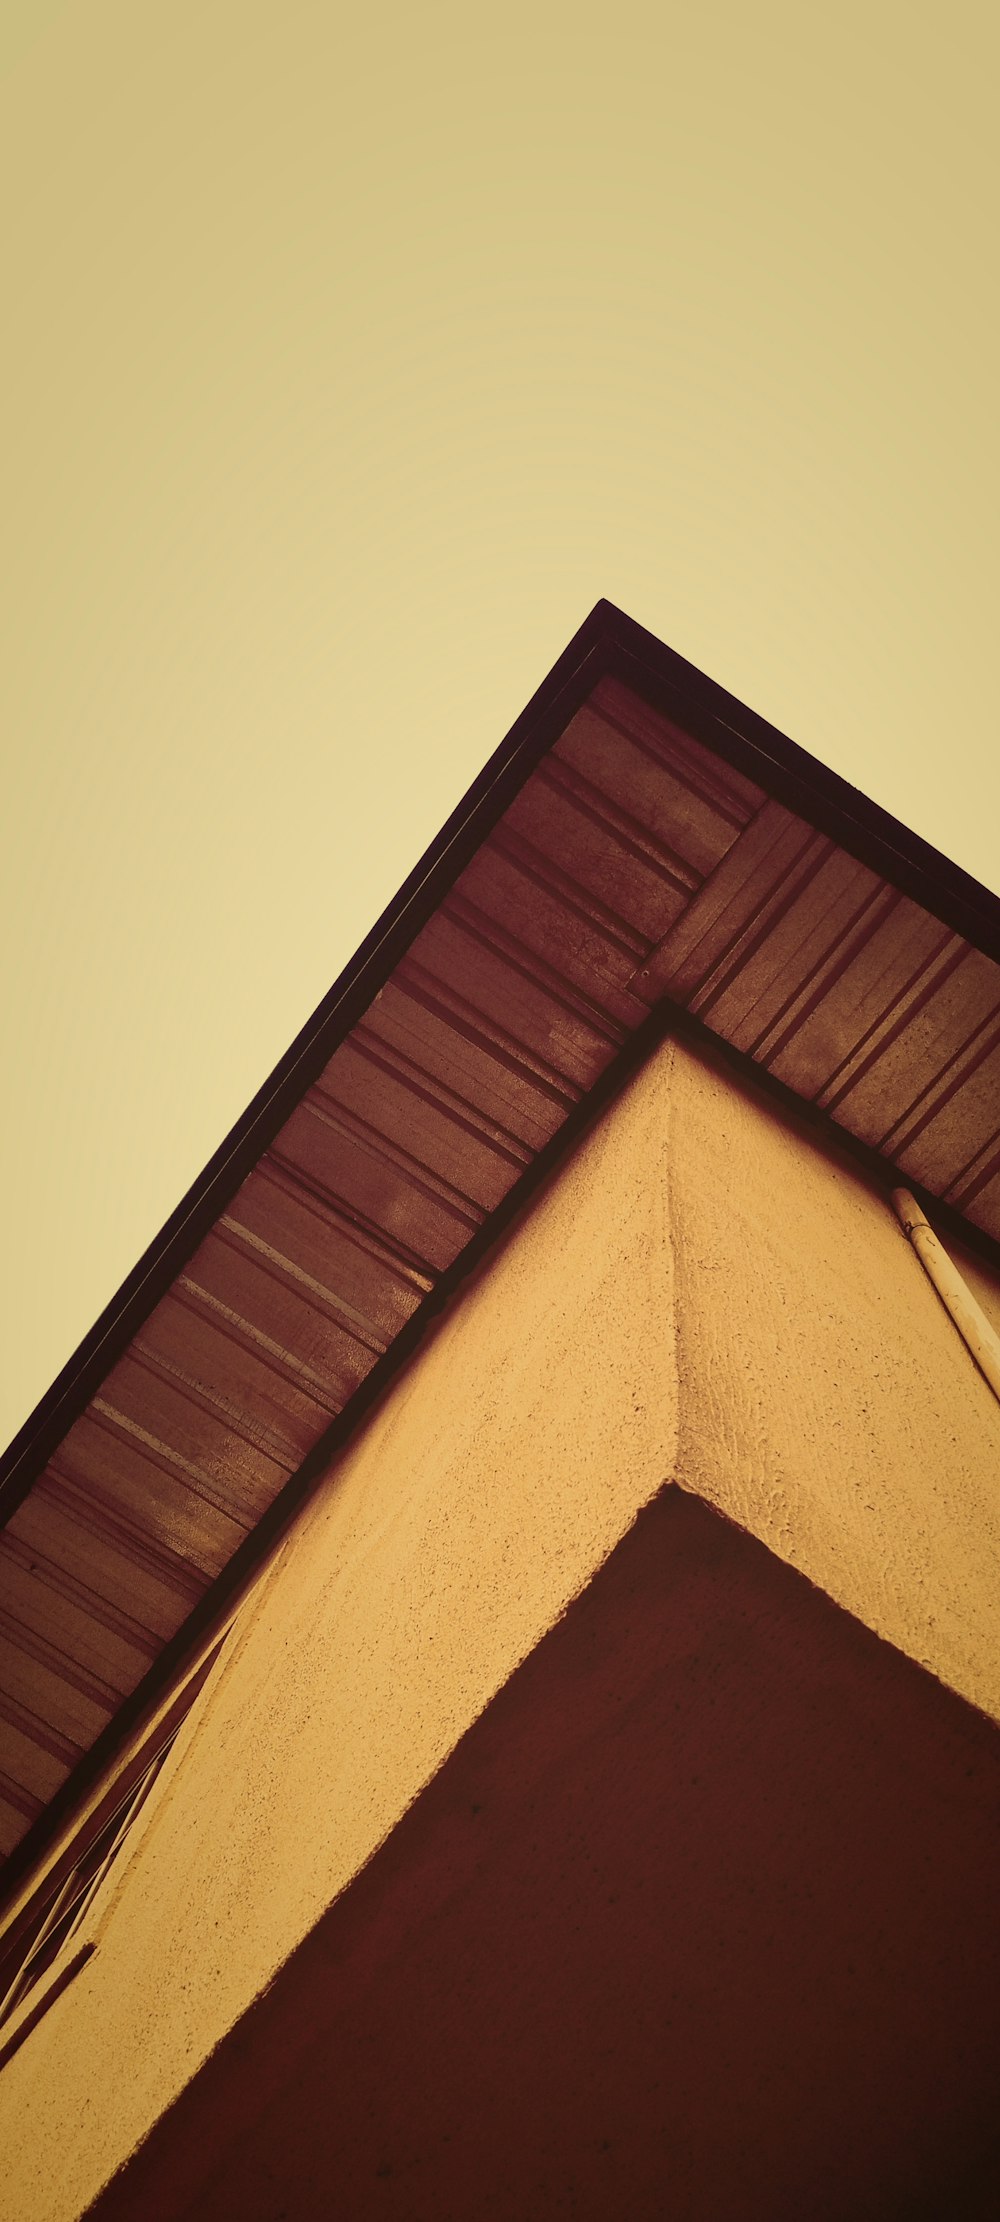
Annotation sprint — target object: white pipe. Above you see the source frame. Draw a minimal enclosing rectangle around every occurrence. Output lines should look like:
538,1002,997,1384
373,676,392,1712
892,1188,1000,1406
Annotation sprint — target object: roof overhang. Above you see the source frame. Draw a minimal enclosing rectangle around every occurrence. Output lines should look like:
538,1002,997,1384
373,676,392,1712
3,598,999,1914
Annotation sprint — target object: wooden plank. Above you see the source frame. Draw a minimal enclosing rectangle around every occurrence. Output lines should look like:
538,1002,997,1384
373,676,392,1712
896,1041,1000,1201
410,910,621,1095
964,1167,1000,1243
0,1606,121,1717
827,946,998,1147
180,1232,382,1411
455,842,652,1028
93,1356,286,1528
384,967,577,1143
766,900,952,1104
0,1633,111,1754
225,1164,428,1323
53,1413,250,1574
353,1005,544,1162
556,705,753,883
0,1792,43,1859
944,1121,1000,1214
592,676,766,821
316,1033,531,1214
502,765,693,942
630,802,818,1008
134,1291,335,1468
0,1533,158,1669
0,1545,148,1698
268,1096,480,1275
0,1714,69,1807
695,845,874,1049
737,874,897,1072
9,1488,205,1640
877,966,1000,1152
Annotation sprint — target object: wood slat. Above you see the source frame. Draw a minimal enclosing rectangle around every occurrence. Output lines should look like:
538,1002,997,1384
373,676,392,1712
53,1413,251,1573
556,702,758,885
833,947,1000,1150
0,1786,45,1859
502,763,694,940
390,961,579,1128
179,1234,385,1410
91,1358,286,1526
411,909,622,1093
0,1634,111,1758
361,977,570,1153
7,1488,205,1640
591,675,766,823
0,1711,73,1808
270,1097,481,1272
0,1541,151,1696
457,841,652,1027
132,1293,333,1468
316,1032,530,1211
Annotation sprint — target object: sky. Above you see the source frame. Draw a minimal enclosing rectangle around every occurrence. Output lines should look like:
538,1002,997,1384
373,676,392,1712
1,0,998,1455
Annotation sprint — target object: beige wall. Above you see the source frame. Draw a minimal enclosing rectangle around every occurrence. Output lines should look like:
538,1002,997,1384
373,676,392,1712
664,1039,1000,1718
1,1033,999,2219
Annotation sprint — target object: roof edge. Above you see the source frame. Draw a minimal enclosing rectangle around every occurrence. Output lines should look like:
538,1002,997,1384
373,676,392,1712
0,603,611,1520
596,601,1000,961
3,600,999,1522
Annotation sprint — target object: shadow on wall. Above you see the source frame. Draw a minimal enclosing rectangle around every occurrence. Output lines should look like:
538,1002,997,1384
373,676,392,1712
89,1489,1000,2221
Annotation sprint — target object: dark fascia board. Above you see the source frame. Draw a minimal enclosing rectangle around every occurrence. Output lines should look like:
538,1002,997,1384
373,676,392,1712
3,595,999,1533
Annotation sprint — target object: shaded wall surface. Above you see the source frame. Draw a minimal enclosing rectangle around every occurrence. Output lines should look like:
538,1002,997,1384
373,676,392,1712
2,1033,1000,2218
89,1490,1000,2222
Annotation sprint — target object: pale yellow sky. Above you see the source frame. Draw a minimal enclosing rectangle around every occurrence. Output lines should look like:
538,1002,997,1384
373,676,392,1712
1,0,998,1454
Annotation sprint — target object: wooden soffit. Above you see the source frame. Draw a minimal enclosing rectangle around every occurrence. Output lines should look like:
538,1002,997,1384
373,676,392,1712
2,602,999,1893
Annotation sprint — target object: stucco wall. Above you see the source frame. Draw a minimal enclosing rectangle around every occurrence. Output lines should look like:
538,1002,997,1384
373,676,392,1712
0,1048,678,2222
87,1490,1000,2222
663,1036,1000,1720
1,1029,999,2219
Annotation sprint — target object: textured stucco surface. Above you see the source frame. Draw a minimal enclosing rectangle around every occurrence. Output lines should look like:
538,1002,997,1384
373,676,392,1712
3,1030,1000,2218
86,1489,1000,2222
662,1036,1000,1721
0,1052,678,2222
